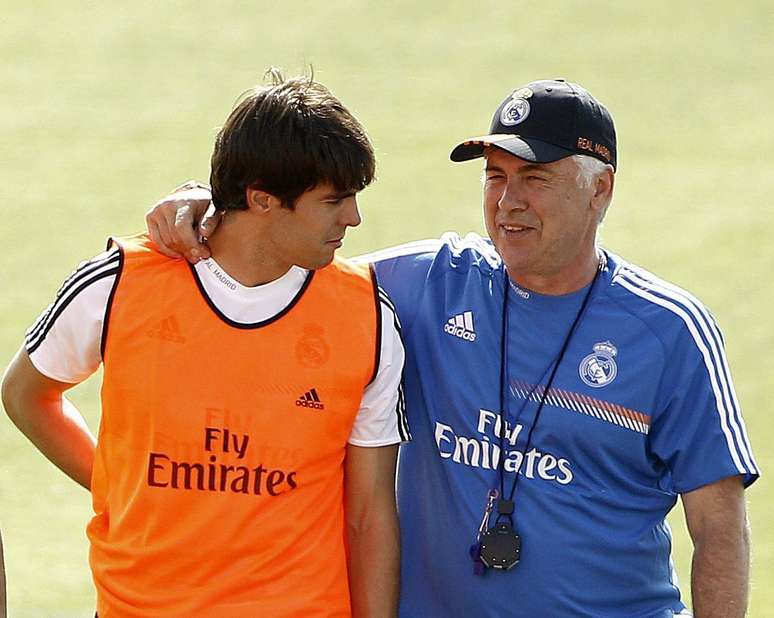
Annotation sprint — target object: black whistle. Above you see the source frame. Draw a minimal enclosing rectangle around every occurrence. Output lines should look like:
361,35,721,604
479,522,521,571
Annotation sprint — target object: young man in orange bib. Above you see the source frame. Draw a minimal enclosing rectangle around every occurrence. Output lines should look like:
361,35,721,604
2,73,408,617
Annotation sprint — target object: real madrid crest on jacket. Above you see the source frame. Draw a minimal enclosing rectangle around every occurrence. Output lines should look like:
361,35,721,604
579,340,618,387
369,232,758,618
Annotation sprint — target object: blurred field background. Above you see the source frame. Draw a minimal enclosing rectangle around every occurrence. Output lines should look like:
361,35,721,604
1,1,772,615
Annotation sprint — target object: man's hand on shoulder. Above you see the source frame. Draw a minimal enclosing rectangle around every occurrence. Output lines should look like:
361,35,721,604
145,180,220,263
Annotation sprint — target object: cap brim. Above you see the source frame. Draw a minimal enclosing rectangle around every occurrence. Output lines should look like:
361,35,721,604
450,134,576,163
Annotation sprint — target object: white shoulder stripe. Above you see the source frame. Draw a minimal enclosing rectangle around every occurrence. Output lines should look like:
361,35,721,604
26,248,120,338
26,255,120,353
396,378,410,441
375,286,409,441
614,270,758,475
27,251,120,337
378,287,402,330
441,232,501,268
618,267,757,473
354,232,502,269
353,239,444,264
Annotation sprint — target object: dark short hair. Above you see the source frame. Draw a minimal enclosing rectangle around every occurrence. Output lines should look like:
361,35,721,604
210,69,376,210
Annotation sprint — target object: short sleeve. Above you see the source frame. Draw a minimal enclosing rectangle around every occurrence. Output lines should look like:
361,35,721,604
347,286,410,446
648,318,759,493
25,247,120,383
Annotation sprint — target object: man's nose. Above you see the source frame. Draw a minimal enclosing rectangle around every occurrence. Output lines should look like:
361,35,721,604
498,180,528,212
341,197,362,228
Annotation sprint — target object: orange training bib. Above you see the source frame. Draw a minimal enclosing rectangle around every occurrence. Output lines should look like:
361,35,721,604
90,234,378,617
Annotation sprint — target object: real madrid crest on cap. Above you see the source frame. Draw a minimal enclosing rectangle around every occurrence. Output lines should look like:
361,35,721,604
579,341,618,388
500,91,532,126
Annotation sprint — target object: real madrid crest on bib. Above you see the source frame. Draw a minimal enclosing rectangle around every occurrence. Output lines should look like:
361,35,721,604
579,341,618,388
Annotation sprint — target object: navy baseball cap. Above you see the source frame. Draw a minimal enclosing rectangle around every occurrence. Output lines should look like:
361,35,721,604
450,79,617,169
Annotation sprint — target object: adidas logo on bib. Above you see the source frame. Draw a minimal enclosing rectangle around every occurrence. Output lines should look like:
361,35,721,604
296,388,325,410
443,311,476,342
147,315,186,344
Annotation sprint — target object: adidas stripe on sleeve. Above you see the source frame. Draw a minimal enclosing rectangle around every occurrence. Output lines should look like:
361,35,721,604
348,286,411,446
25,247,120,384
614,264,759,487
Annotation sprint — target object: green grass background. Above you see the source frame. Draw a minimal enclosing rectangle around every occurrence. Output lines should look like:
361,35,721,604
1,1,772,615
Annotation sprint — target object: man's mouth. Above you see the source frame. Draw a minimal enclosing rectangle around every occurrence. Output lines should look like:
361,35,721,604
500,224,534,235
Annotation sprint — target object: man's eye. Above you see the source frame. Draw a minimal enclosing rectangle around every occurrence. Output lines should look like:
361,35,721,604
526,175,546,182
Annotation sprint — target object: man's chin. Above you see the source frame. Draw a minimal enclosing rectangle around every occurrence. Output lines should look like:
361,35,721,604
493,244,534,272
297,251,336,271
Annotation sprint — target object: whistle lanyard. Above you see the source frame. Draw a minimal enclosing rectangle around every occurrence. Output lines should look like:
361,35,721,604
495,256,604,523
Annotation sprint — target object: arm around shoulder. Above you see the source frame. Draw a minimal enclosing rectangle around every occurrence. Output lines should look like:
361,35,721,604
145,182,216,262
2,347,96,490
682,475,750,618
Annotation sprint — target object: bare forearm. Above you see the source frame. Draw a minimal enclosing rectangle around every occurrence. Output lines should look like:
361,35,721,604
10,396,95,489
344,444,400,617
6,394,95,489
347,510,400,618
684,476,751,618
691,524,750,618
3,350,95,490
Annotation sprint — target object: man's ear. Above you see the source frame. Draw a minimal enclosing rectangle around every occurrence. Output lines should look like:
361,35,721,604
245,187,282,213
590,167,615,214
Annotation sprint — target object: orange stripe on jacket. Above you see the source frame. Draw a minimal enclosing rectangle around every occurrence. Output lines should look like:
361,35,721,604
90,234,378,617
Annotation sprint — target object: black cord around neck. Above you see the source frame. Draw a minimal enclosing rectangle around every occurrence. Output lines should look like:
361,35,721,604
497,256,605,518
